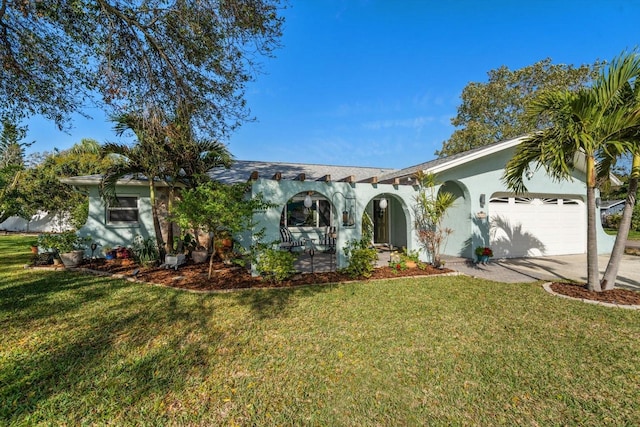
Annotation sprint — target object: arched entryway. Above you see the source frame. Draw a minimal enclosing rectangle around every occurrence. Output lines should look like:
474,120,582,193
367,194,410,250
439,181,472,258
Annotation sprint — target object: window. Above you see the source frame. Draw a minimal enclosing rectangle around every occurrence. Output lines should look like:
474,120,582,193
107,196,139,224
280,197,331,228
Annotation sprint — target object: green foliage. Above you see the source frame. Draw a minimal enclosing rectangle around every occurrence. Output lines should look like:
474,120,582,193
37,231,90,254
503,51,640,291
10,139,113,224
256,247,297,283
130,235,159,264
0,120,32,222
1,1,283,138
361,210,374,245
173,181,271,238
475,246,494,257
341,238,378,279
633,201,640,231
413,172,455,267
437,58,601,157
173,181,273,278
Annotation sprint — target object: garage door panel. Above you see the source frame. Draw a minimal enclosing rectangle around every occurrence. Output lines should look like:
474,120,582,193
489,196,585,258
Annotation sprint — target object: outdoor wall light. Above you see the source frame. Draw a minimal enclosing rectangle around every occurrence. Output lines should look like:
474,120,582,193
479,193,486,208
379,198,388,210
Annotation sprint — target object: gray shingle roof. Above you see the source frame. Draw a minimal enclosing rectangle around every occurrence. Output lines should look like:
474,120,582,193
378,138,524,181
207,160,397,184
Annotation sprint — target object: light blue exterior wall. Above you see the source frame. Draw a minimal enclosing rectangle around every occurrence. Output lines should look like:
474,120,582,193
74,142,615,264
250,178,421,268
435,146,615,256
77,185,157,255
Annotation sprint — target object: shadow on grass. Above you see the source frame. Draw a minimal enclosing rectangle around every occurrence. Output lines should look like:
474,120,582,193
1,273,221,423
231,280,337,320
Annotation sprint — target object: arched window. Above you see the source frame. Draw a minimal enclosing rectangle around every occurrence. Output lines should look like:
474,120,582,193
280,193,331,228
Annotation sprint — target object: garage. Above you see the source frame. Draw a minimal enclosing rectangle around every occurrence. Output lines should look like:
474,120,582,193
488,193,586,258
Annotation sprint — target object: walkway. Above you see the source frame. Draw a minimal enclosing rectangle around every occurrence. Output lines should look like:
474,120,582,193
294,249,640,291
444,253,640,291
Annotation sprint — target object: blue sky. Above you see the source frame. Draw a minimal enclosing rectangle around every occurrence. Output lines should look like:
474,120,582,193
24,0,640,169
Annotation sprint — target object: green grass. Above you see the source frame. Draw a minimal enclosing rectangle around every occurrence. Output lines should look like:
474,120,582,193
1,234,639,425
604,227,640,239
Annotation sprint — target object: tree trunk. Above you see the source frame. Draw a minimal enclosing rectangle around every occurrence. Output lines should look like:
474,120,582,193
166,186,175,254
208,233,215,279
149,181,166,262
586,156,601,292
600,153,639,290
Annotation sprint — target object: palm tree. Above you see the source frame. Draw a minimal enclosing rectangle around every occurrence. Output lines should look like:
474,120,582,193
103,109,234,258
102,112,169,258
504,51,640,292
156,108,233,252
598,149,640,290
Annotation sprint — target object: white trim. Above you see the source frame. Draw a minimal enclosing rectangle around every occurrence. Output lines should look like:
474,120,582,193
426,136,527,174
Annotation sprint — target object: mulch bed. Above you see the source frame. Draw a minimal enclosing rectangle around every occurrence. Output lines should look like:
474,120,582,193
85,259,453,291
550,282,640,306
34,258,640,306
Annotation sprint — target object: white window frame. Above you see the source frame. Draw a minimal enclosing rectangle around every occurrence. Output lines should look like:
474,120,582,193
282,196,332,229
106,195,139,225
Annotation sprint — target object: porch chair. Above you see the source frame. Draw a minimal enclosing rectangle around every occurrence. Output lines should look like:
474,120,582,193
279,227,305,251
319,225,337,253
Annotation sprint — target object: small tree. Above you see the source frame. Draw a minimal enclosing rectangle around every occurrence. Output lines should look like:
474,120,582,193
172,181,271,279
413,172,456,267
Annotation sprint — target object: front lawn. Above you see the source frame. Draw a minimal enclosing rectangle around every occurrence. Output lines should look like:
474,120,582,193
604,227,640,240
1,234,639,425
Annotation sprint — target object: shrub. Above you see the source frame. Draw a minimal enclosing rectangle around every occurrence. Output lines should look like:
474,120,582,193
604,213,622,229
341,239,378,279
256,248,297,283
37,231,90,254
633,203,640,231
131,235,159,264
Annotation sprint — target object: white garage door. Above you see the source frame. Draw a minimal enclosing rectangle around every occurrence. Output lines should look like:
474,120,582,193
489,195,586,258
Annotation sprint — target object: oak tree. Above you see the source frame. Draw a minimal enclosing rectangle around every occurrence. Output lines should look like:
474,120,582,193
437,58,601,157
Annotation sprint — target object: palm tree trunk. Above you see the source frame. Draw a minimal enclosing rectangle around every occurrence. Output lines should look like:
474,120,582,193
600,153,639,290
166,186,175,255
586,156,601,292
149,181,166,262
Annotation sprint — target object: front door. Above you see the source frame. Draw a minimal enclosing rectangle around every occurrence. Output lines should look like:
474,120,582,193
373,199,389,244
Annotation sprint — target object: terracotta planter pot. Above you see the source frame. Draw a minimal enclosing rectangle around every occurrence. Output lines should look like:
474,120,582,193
59,250,84,268
30,246,39,254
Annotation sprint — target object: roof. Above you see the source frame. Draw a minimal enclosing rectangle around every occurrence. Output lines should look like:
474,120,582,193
599,199,625,210
207,160,397,184
61,135,620,188
60,174,173,187
378,136,527,182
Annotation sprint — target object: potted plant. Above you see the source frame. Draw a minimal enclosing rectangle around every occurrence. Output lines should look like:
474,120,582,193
131,235,159,267
103,246,115,260
29,241,39,254
37,231,90,268
475,246,493,264
180,233,208,264
191,246,209,264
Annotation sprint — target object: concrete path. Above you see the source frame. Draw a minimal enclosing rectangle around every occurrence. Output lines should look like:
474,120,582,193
294,247,639,291
445,253,640,290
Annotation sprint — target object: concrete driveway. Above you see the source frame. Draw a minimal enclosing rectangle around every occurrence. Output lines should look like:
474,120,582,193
447,253,640,290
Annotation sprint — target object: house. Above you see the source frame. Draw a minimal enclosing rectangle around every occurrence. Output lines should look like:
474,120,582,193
61,136,615,267
599,199,625,227
0,211,73,233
